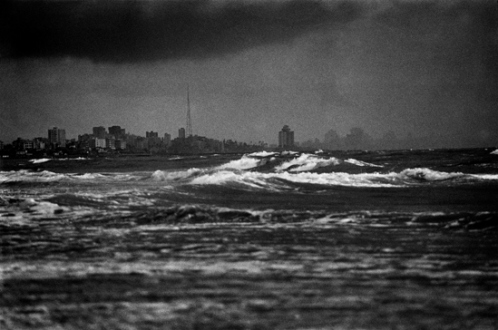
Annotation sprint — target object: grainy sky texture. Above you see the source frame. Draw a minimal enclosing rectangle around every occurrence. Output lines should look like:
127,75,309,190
1,0,497,147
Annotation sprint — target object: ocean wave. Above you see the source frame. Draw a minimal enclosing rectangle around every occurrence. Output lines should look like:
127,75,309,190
0,170,143,184
216,155,265,170
151,168,204,181
190,170,398,188
29,158,51,164
0,170,68,183
275,154,340,172
247,151,276,157
188,165,498,190
400,168,465,181
345,158,383,168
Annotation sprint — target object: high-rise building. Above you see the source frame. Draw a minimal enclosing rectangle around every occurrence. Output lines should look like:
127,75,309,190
278,125,294,148
48,127,66,147
178,127,186,139
93,126,107,139
109,126,125,139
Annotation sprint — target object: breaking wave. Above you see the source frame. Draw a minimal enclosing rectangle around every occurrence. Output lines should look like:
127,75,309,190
216,155,266,170
275,154,340,172
2,153,498,191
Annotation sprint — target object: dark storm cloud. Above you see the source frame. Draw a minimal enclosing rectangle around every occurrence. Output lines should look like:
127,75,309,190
0,0,364,63
375,0,498,85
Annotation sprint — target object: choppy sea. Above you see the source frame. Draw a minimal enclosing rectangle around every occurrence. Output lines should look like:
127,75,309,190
1,148,498,329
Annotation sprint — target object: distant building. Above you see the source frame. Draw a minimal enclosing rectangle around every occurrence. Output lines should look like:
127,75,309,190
108,126,125,139
33,138,47,150
164,133,171,146
115,139,127,150
106,137,116,150
146,131,159,138
90,137,106,149
93,126,107,139
278,125,294,148
179,128,186,139
13,138,33,150
48,127,66,147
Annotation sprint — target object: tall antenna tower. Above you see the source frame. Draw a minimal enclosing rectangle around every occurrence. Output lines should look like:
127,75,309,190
186,84,193,137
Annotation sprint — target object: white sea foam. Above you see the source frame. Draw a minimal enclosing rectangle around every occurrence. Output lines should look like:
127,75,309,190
0,170,67,183
151,168,204,182
0,170,145,184
190,170,277,189
247,151,276,157
345,158,383,168
29,158,51,164
275,154,340,172
190,170,398,188
56,157,88,161
400,168,464,181
189,165,498,189
217,155,264,170
471,173,498,180
490,149,498,155
72,173,106,180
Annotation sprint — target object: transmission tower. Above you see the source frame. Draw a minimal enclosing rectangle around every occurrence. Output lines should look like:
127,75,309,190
186,84,193,137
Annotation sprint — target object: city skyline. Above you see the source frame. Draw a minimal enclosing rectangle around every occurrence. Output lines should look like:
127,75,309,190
1,0,497,148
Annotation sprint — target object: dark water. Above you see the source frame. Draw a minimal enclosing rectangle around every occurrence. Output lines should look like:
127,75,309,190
1,149,498,329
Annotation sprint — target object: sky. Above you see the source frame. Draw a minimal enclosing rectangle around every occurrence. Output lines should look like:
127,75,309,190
1,0,497,148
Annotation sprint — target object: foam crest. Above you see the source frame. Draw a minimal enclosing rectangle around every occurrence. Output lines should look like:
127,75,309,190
400,168,465,181
190,170,279,189
345,158,383,168
275,154,340,172
190,170,398,188
217,155,264,170
490,149,498,155
29,158,51,164
151,168,204,182
0,170,144,184
0,170,67,183
247,151,276,157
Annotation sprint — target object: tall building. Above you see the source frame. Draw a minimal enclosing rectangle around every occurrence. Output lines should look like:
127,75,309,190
108,126,125,139
278,125,294,148
178,127,186,139
93,126,107,139
48,127,66,147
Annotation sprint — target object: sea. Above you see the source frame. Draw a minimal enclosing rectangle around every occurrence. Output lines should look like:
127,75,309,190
1,148,498,330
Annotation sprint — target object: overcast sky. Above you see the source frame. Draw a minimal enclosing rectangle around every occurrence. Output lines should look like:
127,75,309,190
1,0,497,147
